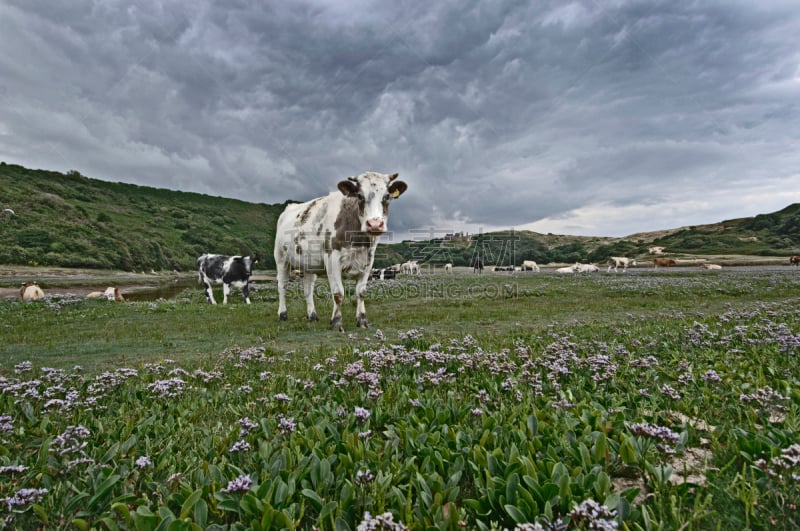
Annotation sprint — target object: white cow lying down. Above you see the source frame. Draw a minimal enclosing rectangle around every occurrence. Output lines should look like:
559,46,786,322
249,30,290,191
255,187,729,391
555,264,579,274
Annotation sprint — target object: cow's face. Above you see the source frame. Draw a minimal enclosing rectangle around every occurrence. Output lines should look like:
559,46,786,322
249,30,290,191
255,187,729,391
337,171,407,234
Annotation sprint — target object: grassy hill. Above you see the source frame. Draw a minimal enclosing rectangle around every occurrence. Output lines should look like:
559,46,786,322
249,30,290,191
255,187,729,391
377,209,800,268
2,162,798,271
0,163,284,271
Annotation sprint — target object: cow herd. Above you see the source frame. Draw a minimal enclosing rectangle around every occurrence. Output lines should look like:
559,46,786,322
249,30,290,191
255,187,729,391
11,170,800,333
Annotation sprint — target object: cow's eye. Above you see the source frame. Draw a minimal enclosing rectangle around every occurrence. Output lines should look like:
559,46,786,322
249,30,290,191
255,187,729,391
382,193,390,202
357,193,365,201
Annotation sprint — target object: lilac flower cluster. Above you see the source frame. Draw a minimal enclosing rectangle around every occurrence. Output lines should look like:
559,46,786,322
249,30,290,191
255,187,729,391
356,468,374,485
356,511,408,531
739,385,788,407
147,378,187,398
397,328,423,341
2,487,48,511
13,361,32,374
238,417,259,435
0,415,12,434
192,369,223,383
568,498,618,530
220,474,252,493
354,407,371,422
278,415,296,435
50,425,90,456
701,369,722,383
660,384,681,400
755,444,800,482
628,422,680,453
230,440,251,453
0,465,27,474
135,456,152,468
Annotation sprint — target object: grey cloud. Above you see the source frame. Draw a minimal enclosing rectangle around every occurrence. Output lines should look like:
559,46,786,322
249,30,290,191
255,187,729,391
0,0,798,235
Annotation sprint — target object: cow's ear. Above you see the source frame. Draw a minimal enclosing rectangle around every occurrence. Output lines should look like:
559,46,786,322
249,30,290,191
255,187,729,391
388,180,407,199
338,179,360,197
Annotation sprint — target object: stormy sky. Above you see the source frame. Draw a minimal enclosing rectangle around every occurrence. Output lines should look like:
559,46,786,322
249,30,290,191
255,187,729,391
1,1,799,239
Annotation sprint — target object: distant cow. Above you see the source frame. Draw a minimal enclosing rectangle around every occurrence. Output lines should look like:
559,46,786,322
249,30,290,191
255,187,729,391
702,263,722,270
19,282,44,301
653,258,676,269
521,260,540,272
197,254,255,304
401,260,421,275
274,171,407,331
555,264,579,274
371,268,397,280
607,256,636,273
648,246,665,254
87,287,125,301
790,256,800,266
444,263,453,274
576,263,599,273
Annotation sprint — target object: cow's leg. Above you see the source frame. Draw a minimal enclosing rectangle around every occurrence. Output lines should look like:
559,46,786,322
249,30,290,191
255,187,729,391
242,282,251,304
355,270,370,328
276,263,289,321
222,283,230,304
327,263,345,332
303,273,318,321
204,280,217,304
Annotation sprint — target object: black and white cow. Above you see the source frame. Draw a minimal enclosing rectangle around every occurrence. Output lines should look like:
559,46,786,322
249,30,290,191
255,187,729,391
197,254,255,304
371,268,397,280
273,171,407,331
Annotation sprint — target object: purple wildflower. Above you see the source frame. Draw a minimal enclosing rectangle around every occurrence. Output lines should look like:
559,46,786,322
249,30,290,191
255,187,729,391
354,407,371,422
135,456,152,469
230,440,251,453
356,511,408,531
221,474,252,493
2,488,48,511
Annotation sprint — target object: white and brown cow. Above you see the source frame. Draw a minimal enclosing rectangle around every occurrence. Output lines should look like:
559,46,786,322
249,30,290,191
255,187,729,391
274,171,407,331
197,254,255,304
607,256,637,273
87,286,125,301
19,281,44,301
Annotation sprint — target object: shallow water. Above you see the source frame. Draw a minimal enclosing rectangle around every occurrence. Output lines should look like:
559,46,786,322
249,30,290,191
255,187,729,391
123,279,198,301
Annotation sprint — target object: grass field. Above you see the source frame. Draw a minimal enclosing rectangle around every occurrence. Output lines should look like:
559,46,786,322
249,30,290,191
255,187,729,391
1,268,799,529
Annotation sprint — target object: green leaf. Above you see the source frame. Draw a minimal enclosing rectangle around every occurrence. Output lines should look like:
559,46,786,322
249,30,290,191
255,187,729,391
88,474,121,510
620,436,637,464
505,472,519,505
71,519,90,531
100,442,121,464
180,488,204,519
504,504,528,524
111,502,131,524
132,506,158,531
193,500,208,528
301,489,324,512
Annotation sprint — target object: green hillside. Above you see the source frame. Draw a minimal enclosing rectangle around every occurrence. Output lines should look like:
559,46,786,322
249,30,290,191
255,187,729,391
2,162,798,272
0,163,284,271
646,204,800,256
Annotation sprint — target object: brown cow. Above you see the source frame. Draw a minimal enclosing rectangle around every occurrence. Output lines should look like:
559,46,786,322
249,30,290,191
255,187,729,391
790,256,800,266
19,281,45,301
653,258,676,269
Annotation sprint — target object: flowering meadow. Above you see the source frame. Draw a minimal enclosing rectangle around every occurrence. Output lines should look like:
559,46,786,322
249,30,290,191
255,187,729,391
1,269,799,529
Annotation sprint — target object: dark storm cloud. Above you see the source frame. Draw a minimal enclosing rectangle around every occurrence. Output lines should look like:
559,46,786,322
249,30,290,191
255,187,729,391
0,0,798,237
